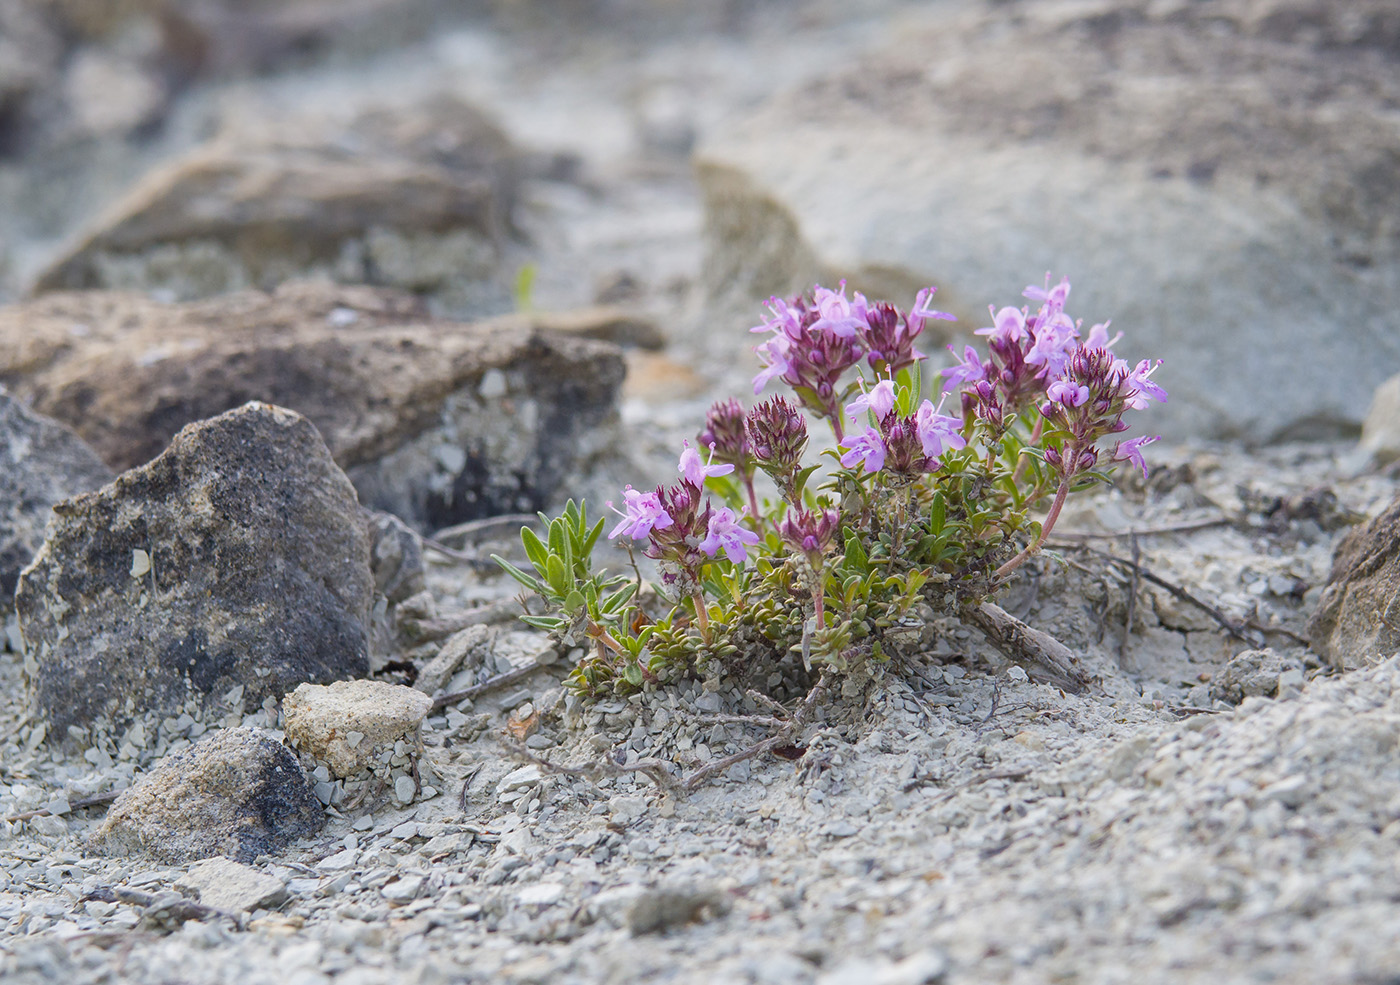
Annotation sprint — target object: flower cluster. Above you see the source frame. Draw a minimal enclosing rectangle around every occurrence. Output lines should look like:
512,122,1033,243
750,282,953,434
501,275,1165,695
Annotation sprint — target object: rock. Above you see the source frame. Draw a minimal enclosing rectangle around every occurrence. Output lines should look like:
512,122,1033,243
1357,374,1400,468
282,679,432,779
0,390,113,613
175,857,289,913
695,0,1400,442
414,624,492,698
1308,493,1400,668
15,402,373,738
626,883,731,935
365,509,425,606
381,873,424,904
0,282,625,530
1209,649,1297,705
61,47,167,140
32,95,520,310
817,952,948,985
88,727,324,864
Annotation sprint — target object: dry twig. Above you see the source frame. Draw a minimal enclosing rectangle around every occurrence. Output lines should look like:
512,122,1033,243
965,602,1094,693
430,660,548,711
3,789,122,824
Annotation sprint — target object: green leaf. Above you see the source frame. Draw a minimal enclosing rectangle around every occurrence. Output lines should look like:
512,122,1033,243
622,664,644,687
520,526,549,573
844,531,869,573
545,554,569,595
927,492,946,536
492,554,542,593
581,515,605,559
792,464,822,501
563,589,586,614
600,582,639,615
520,614,566,631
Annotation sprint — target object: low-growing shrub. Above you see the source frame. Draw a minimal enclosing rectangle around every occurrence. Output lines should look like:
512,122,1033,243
495,276,1165,695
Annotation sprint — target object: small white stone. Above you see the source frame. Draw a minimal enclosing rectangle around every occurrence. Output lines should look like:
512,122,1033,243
394,775,417,804
516,882,565,907
381,874,424,904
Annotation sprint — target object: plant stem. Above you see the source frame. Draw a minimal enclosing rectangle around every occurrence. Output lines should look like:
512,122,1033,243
593,626,628,655
691,591,712,644
828,404,845,443
995,476,1070,580
743,473,761,518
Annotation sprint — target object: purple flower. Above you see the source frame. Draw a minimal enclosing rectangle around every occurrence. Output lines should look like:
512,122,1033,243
607,485,675,540
1023,312,1079,379
749,296,804,339
915,400,967,459
976,306,1028,345
1046,377,1090,407
941,344,988,393
1122,359,1167,409
752,335,793,394
678,440,735,487
1082,320,1121,351
1024,275,1071,308
810,282,870,339
698,507,762,563
845,378,897,421
838,426,887,473
1113,435,1160,478
909,286,956,332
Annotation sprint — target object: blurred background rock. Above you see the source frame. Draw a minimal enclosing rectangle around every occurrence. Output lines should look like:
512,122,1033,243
0,0,1396,445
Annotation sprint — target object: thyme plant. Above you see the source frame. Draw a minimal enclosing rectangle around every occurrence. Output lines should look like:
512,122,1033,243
495,276,1166,695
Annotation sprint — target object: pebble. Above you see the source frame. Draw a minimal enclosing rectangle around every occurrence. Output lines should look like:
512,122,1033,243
380,875,424,904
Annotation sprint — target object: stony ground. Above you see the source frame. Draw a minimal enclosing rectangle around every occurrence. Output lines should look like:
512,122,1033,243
2,433,1398,985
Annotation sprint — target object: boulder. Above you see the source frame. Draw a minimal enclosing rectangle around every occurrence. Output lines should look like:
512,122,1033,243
0,281,625,530
0,390,113,612
14,402,373,738
87,727,324,864
1308,492,1400,669
695,0,1400,442
282,679,432,779
31,95,520,311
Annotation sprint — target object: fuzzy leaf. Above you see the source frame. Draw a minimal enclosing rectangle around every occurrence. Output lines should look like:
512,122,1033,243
492,554,542,593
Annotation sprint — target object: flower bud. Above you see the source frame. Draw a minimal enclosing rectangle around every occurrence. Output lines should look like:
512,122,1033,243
699,398,752,468
779,508,841,557
746,396,809,478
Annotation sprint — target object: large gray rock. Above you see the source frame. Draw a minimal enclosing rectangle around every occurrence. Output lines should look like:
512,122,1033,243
0,390,113,611
1308,492,1400,669
88,727,324,864
696,0,1400,442
0,282,625,530
14,402,373,738
30,95,520,312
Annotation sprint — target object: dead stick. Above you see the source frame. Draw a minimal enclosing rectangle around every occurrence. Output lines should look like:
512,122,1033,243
431,514,542,547
431,661,546,711
4,789,122,824
965,602,1093,693
1046,516,1231,542
1119,534,1141,666
1091,550,1265,647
